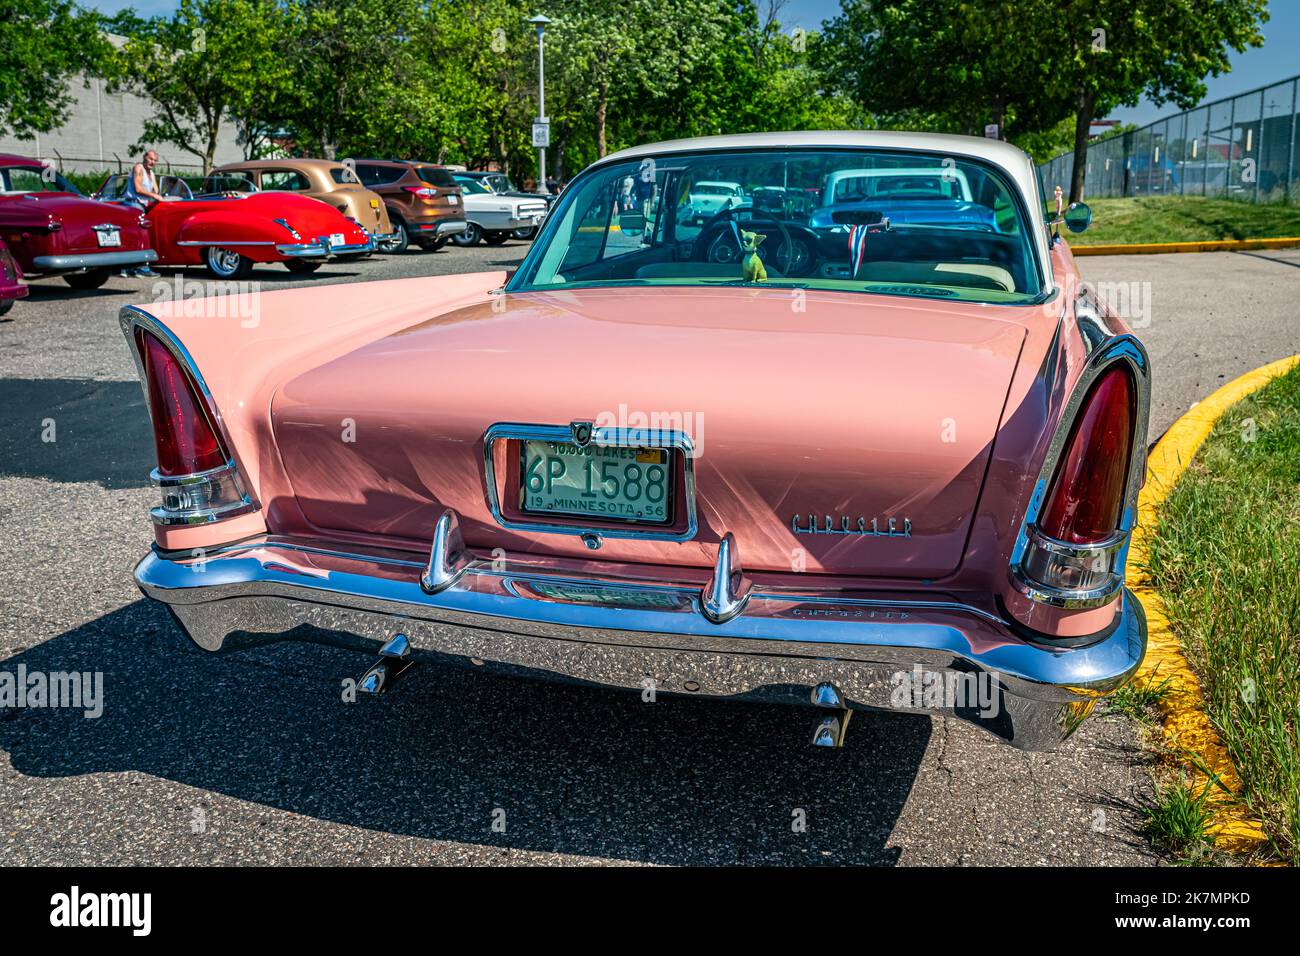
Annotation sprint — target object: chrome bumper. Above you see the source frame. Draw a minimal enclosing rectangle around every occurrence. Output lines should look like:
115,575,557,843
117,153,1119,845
410,219,469,238
33,249,157,271
133,538,1146,751
275,236,377,259
473,214,545,231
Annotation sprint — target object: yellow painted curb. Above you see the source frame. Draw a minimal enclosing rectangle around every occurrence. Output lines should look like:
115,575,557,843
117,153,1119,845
1073,236,1300,256
1128,353,1300,859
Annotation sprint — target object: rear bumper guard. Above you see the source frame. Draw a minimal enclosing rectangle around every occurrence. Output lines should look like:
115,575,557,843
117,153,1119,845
276,235,377,259
134,521,1146,751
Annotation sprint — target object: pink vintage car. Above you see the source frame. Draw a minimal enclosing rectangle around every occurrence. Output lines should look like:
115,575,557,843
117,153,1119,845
122,132,1149,750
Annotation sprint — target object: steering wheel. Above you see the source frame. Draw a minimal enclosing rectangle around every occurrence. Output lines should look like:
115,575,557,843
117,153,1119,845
702,208,800,277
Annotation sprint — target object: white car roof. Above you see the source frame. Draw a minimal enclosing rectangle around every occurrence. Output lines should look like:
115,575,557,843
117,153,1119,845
693,180,742,190
825,167,972,199
595,131,1051,289
827,166,971,180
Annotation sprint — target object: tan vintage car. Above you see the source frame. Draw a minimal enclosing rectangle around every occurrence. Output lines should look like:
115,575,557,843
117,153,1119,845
207,159,395,249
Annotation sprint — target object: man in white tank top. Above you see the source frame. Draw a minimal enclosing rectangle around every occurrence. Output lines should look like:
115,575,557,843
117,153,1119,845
121,150,165,277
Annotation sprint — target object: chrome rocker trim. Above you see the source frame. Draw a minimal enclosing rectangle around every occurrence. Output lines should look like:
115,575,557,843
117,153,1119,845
176,240,276,247
134,533,1147,751
33,249,158,270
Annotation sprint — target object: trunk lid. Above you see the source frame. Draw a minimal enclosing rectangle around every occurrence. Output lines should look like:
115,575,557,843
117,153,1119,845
271,286,1026,578
12,194,147,252
331,185,389,235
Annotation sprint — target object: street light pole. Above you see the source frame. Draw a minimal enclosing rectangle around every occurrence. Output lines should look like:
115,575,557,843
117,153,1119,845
529,15,552,195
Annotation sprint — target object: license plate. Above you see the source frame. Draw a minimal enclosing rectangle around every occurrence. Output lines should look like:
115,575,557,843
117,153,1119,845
329,232,345,246
369,199,380,208
96,229,121,247
521,440,672,524
447,195,459,205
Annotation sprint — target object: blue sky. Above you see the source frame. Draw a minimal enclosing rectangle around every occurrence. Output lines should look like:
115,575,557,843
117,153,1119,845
89,0,1298,128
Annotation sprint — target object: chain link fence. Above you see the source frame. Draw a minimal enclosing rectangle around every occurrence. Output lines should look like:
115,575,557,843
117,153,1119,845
1039,75,1300,203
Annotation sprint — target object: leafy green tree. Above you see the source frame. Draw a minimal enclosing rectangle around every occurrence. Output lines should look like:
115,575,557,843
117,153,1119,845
0,0,111,140
547,0,633,159
276,0,424,160
427,0,537,172
695,0,861,137
821,0,1269,202
818,0,1057,141
113,0,293,172
1041,0,1268,201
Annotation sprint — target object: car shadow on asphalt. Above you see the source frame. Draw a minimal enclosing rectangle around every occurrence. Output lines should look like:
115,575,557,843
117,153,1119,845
20,283,140,305
0,378,154,488
0,600,925,865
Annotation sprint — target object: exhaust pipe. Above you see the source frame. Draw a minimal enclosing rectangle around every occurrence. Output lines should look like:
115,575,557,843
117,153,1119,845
811,711,852,748
810,682,851,747
358,633,416,696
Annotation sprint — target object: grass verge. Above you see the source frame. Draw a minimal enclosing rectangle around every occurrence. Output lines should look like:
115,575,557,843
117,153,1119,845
1070,196,1300,246
1144,362,1300,864
1141,770,1226,865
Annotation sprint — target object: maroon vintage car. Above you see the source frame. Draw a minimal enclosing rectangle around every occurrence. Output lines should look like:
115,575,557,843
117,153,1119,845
0,154,156,290
0,239,28,316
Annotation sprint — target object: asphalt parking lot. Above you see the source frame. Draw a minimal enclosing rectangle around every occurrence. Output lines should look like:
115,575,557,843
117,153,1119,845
2,244,1297,865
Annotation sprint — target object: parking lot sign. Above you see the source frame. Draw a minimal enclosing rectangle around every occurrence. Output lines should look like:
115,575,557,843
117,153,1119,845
532,120,550,148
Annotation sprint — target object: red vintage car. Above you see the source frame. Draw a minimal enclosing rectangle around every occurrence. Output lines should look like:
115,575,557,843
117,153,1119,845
0,239,29,316
96,172,374,278
0,154,156,290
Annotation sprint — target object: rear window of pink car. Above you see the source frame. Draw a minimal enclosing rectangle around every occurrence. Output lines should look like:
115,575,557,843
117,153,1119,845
510,148,1043,304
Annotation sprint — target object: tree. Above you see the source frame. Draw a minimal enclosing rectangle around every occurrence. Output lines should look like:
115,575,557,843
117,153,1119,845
113,0,293,173
0,0,111,140
1041,0,1267,201
277,0,422,160
693,0,861,137
548,0,635,159
819,0,1061,140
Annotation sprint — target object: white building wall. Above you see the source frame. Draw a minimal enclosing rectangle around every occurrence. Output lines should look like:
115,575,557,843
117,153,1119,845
0,36,244,175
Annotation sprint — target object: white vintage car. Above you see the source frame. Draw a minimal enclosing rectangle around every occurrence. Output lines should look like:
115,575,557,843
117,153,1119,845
684,180,745,222
450,175,548,246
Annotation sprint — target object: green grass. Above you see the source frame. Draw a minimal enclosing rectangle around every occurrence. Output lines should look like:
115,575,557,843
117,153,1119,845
1069,196,1300,246
1144,363,1300,865
1141,774,1217,861
1107,670,1173,723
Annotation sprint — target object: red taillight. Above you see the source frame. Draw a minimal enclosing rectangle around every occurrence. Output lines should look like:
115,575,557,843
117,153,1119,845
137,330,228,477
1038,366,1135,544
403,186,437,198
